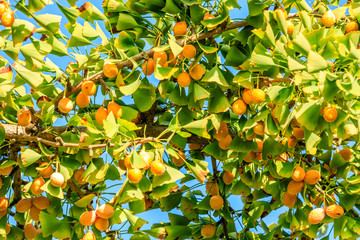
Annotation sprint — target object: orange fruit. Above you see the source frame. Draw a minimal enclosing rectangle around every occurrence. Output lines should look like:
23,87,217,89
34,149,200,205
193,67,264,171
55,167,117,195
82,81,97,96
203,13,216,29
150,160,166,176
74,168,86,184
292,166,305,182
252,89,266,104
95,106,108,125
108,102,122,119
232,99,247,115
254,139,263,153
0,166,12,175
345,21,358,34
96,204,114,219
287,180,304,195
168,52,178,66
172,151,186,167
293,127,304,139
1,10,14,27
31,177,45,195
124,155,133,169
82,231,96,240
58,98,73,113
94,217,109,231
242,89,253,104
139,151,153,170
173,21,187,36
210,195,223,210
24,224,37,240
244,151,255,163
323,106,337,122
222,171,234,185
50,172,65,187
189,143,202,150
218,134,232,150
339,148,352,161
79,210,97,226
33,196,50,210
308,208,325,224
16,198,32,213
182,44,196,59
153,51,168,66
282,192,297,208
189,64,204,80
206,181,219,195
0,2,7,17
201,224,216,238
287,21,294,34
304,170,320,185
29,205,41,221
322,10,336,28
118,159,126,171
287,137,297,148
38,162,54,178
177,72,191,88
103,62,118,78
142,58,155,76
17,108,32,126
76,92,90,108
253,122,265,136
214,122,228,141
325,205,344,219
0,210,6,219
127,168,142,183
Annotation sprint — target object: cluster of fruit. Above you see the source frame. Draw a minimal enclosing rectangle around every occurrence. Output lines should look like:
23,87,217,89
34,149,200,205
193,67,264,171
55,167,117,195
0,1,14,27
322,10,359,33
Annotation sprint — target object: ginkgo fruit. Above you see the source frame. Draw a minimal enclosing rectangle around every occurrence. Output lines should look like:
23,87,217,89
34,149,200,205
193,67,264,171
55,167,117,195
1,10,14,27
189,143,202,150
304,170,320,185
253,122,265,136
252,89,266,103
293,127,304,139
214,122,228,141
142,58,155,76
339,148,352,161
172,151,186,167
242,88,253,104
255,139,263,153
150,160,166,176
103,62,118,78
127,168,142,183
38,162,54,178
173,21,187,36
139,150,153,170
182,44,196,59
0,2,7,17
76,92,90,108
124,155,133,169
0,166,12,175
79,211,97,226
222,171,234,185
292,166,305,182
82,81,97,96
16,198,32,213
50,172,65,187
31,177,45,195
58,98,73,113
96,204,114,219
153,51,168,66
287,180,304,195
210,195,224,210
29,205,41,221
189,64,204,80
308,208,325,224
17,108,32,126
33,196,50,210
321,10,336,28
94,217,109,231
118,159,126,171
177,72,191,88
108,102,122,119
218,134,232,150
206,181,219,195
287,137,297,148
82,231,96,240
282,192,297,208
325,205,344,219
203,13,216,29
74,168,86,184
232,99,247,115
287,21,294,34
24,224,37,240
323,106,338,122
201,224,216,238
95,106,108,126
345,21,358,34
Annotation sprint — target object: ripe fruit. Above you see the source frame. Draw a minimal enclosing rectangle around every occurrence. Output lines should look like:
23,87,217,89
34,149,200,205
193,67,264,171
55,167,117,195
150,160,166,176
17,108,32,126
103,62,118,78
24,224,37,240
242,89,253,104
182,44,196,59
345,21,359,34
153,51,167,66
172,151,186,167
29,205,41,221
253,122,265,136
222,171,234,185
124,155,133,169
82,81,97,96
287,137,297,148
232,99,247,115
203,13,216,29
39,162,53,178
0,2,7,17
82,231,96,240
287,21,294,34
201,224,216,238
139,151,153,170
189,64,204,80
287,180,304,195
1,10,14,27
282,192,297,208
244,151,255,163
108,102,122,118
210,195,223,210
58,98,73,113
168,52,178,66
31,177,45,195
142,58,155,76
0,166,12,175
206,181,219,195
94,217,109,231
177,72,191,88
16,198,32,213
74,168,86,184
79,211,97,226
252,89,266,103
173,21,187,36
127,168,142,183
323,106,338,122
308,208,325,224
218,134,232,150
96,204,114,219
292,166,305,182
76,92,90,108
118,159,126,171
304,170,320,185
50,172,65,187
322,10,336,28
293,127,304,139
189,143,202,150
214,122,228,141
33,196,50,210
326,205,344,219
339,148,352,161
95,106,108,125
255,139,263,153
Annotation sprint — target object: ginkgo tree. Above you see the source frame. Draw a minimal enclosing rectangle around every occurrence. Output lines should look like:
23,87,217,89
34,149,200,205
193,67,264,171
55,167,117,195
1,0,360,239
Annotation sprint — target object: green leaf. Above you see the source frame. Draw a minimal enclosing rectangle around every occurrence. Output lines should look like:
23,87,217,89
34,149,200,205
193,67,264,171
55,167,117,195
208,88,230,113
162,0,182,14
13,63,43,88
41,181,64,199
32,13,61,34
103,113,119,138
21,148,41,167
154,66,179,80
67,23,93,47
201,3,229,28
116,181,144,205
201,66,229,87
56,1,79,24
39,212,61,237
183,118,210,139
247,0,271,16
52,222,72,239
224,46,248,67
153,166,185,188
288,56,306,71
193,83,210,101
304,129,321,153
307,51,328,73
295,103,320,131
262,137,285,160
74,194,95,208
275,161,294,178
186,159,208,184
11,20,35,45
168,35,183,57
115,31,135,51
228,137,258,152
133,81,156,112
117,13,138,30
159,194,182,211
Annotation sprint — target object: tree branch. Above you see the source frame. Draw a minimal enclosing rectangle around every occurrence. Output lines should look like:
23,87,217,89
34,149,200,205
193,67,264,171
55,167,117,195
67,179,94,211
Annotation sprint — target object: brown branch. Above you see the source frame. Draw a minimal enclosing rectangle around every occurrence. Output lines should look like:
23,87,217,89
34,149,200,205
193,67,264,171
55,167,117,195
259,77,294,88
67,179,94,211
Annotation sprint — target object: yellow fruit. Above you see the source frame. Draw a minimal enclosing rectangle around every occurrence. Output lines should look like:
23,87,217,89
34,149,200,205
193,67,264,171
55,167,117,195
74,168,86,184
325,205,344,219
38,162,54,178
82,231,96,240
108,102,122,119
150,160,166,176
293,127,304,140
292,166,305,182
96,204,114,219
345,21,358,34
287,180,304,195
139,151,153,170
206,181,219,195
222,171,234,185
31,177,45,195
252,89,265,104
172,151,186,167
201,224,216,238
304,170,320,185
282,192,297,208
29,205,41,221
242,89,253,105
94,217,109,231
16,198,32,213
124,155,133,169
254,139,263,153
95,106,108,126
321,10,336,28
210,195,224,210
127,168,142,183
189,64,204,80
76,92,90,108
214,122,228,141
17,108,32,126
182,44,196,59
287,137,297,148
273,8,288,21
177,72,191,88
79,211,97,226
218,134,232,150
24,224,37,240
203,13,217,29
339,148,352,161
153,51,168,66
323,106,338,122
0,166,12,175
189,143,202,150
103,62,118,78
287,21,294,34
58,98,73,113
142,59,155,76
33,196,50,210
308,208,325,224
1,10,14,27
173,21,187,36
82,81,97,96
253,122,264,136
232,99,247,115
50,172,65,187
